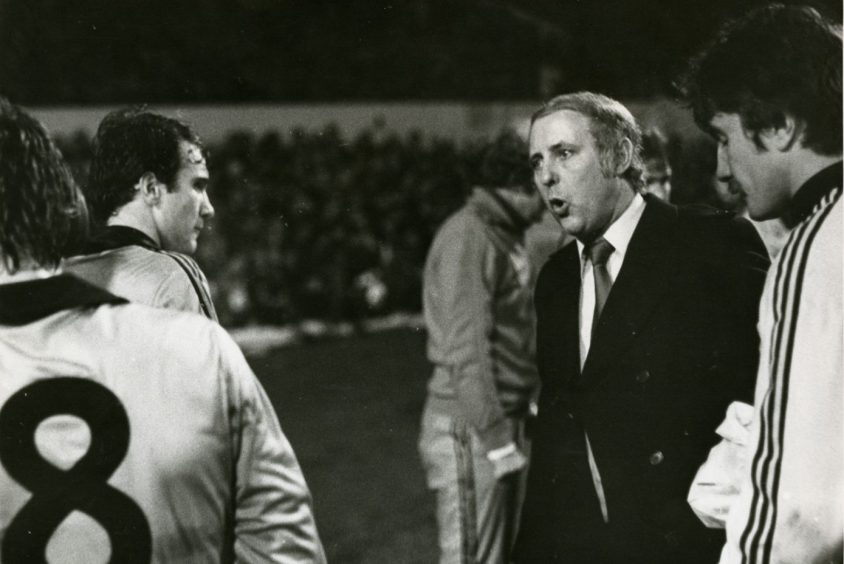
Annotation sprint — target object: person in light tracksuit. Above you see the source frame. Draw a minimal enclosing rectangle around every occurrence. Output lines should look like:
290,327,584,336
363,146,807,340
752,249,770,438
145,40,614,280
419,131,546,564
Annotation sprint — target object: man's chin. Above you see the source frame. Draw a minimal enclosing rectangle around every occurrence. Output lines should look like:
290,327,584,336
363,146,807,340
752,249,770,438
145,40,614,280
746,202,781,222
558,217,584,238
168,241,197,255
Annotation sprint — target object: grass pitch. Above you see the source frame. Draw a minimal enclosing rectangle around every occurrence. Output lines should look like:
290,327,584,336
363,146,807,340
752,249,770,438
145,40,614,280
249,328,437,563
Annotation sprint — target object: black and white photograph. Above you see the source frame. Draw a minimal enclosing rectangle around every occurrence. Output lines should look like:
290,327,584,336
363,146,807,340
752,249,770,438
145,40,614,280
0,1,841,562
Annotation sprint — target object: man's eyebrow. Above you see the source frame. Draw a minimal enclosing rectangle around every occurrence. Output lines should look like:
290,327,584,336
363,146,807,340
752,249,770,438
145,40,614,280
548,141,578,155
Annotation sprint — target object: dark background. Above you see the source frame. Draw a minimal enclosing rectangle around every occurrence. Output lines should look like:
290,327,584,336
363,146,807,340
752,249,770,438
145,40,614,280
3,2,839,561
1,0,840,105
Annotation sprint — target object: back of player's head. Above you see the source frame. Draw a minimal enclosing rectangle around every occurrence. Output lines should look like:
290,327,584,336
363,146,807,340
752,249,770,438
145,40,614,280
0,97,87,273
531,91,644,190
680,4,842,155
86,107,202,223
476,130,533,192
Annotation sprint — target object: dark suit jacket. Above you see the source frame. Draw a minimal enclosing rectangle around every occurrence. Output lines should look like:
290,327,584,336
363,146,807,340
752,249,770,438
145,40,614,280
513,196,770,564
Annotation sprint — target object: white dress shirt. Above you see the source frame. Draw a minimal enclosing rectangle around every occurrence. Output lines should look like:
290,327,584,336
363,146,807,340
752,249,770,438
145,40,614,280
574,192,647,523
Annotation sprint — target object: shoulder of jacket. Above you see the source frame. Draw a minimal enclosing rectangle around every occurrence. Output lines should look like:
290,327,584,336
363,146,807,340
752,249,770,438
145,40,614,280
545,239,576,263
536,241,575,284
676,203,737,222
675,204,750,240
434,206,495,245
157,249,200,266
676,204,766,266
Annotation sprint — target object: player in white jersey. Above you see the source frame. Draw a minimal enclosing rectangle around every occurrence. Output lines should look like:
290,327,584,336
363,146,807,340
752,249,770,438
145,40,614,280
681,5,843,562
0,99,325,562
64,107,218,321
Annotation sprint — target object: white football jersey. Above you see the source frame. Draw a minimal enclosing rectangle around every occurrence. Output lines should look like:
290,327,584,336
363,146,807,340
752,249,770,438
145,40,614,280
0,274,324,563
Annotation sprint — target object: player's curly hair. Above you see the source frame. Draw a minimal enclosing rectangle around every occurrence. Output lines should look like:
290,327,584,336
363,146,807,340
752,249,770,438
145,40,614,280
678,4,842,154
530,92,645,190
86,107,203,224
0,97,87,273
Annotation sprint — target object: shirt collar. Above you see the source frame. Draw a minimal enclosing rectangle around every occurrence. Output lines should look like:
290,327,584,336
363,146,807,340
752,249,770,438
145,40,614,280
81,225,160,254
782,161,843,228
576,192,646,263
0,273,127,326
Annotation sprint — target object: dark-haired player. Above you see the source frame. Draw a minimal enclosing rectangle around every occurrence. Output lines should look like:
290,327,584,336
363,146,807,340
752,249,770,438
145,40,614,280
680,4,842,562
64,107,217,320
0,98,325,562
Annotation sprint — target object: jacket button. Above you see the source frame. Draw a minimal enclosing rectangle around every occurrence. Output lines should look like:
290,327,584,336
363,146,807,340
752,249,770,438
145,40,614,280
649,451,664,465
635,370,650,383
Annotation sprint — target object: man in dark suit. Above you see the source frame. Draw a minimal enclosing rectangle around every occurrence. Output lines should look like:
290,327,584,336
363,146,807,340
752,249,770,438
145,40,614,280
512,92,769,563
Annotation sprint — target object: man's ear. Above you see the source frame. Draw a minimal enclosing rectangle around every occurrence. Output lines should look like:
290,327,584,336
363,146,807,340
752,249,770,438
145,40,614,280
137,172,163,206
760,114,803,152
614,137,634,175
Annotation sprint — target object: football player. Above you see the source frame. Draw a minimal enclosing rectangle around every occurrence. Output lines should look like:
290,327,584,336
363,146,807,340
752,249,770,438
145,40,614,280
64,107,218,320
0,98,325,563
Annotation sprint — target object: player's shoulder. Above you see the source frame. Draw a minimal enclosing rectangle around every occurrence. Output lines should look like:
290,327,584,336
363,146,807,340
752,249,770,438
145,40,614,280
810,185,843,232
117,249,206,299
140,248,204,280
438,205,484,237
430,205,491,257
791,191,842,271
66,245,185,278
157,249,202,270
99,245,202,276
92,302,234,364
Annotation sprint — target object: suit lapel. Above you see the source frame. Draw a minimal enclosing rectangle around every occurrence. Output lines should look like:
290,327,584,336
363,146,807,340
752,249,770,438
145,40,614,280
578,196,679,386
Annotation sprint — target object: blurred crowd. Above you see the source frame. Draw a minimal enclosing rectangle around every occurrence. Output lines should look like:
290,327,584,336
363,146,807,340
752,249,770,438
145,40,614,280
58,125,500,327
55,122,724,328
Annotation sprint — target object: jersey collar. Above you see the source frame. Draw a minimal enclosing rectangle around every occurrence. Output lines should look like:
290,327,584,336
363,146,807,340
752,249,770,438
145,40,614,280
0,274,127,326
783,161,843,228
82,225,160,253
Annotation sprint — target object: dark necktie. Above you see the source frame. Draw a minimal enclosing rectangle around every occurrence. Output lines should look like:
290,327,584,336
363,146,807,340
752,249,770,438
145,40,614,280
586,237,615,337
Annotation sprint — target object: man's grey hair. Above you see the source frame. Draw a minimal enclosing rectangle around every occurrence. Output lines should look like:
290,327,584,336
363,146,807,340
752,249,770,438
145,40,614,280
531,91,645,190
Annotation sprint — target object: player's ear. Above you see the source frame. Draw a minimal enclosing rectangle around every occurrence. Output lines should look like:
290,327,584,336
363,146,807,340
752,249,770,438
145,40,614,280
613,138,634,176
137,172,163,206
760,114,801,152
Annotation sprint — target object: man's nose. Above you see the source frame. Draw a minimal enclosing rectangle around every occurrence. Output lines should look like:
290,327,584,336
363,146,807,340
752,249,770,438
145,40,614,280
201,193,215,219
716,145,732,182
537,162,557,188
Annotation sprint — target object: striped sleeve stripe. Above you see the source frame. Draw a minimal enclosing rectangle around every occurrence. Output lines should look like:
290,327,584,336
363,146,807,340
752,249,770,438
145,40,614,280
739,187,842,564
159,250,219,322
738,208,808,563
738,210,804,563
